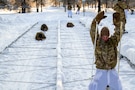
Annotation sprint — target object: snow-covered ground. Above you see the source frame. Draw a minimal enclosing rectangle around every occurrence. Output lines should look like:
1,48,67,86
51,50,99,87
0,7,135,90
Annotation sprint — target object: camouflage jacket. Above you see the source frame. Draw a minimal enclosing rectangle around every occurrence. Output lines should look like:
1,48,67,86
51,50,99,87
90,19,122,70
68,5,72,10
113,1,128,22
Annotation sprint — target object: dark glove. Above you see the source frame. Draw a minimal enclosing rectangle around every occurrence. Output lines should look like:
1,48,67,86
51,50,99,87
113,12,120,27
95,11,107,24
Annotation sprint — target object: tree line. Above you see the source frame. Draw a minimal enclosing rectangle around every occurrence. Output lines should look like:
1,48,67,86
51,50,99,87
0,0,135,13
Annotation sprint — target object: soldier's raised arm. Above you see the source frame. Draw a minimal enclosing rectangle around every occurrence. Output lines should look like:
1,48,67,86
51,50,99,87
90,11,107,44
111,12,123,47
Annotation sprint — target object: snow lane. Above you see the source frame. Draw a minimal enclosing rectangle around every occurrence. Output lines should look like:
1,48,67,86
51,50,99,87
56,20,63,90
0,18,135,90
0,22,38,54
0,19,94,90
0,21,58,90
60,20,94,90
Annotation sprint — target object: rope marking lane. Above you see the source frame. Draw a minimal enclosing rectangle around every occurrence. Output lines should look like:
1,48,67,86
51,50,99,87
0,80,55,85
0,22,38,54
60,20,93,89
0,21,58,89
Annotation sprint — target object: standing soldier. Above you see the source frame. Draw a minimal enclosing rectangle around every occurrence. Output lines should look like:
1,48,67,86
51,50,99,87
67,3,72,18
113,0,128,34
89,11,123,90
76,4,81,14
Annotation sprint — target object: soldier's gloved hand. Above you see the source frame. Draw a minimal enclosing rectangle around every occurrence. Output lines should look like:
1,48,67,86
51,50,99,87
95,11,107,24
113,12,120,27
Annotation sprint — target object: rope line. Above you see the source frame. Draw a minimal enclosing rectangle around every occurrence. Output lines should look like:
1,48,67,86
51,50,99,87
0,68,56,75
0,80,55,84
0,56,56,63
63,78,92,84
63,67,95,70
8,46,56,49
0,22,38,54
32,84,56,90
0,64,56,68
63,64,93,67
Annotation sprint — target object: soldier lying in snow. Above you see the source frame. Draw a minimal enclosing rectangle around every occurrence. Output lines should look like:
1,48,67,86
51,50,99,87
67,22,74,27
41,24,48,31
35,32,46,41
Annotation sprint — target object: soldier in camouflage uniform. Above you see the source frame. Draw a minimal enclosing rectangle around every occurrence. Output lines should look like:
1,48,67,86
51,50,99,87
67,3,72,18
113,0,128,33
89,11,122,90
76,4,81,14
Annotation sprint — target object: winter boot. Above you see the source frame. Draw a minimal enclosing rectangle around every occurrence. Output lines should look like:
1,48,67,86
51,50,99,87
123,30,128,34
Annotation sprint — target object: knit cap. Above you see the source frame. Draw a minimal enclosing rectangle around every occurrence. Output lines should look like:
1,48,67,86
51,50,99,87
101,27,110,37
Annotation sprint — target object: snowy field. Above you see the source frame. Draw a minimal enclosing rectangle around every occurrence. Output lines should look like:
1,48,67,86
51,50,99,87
0,7,135,90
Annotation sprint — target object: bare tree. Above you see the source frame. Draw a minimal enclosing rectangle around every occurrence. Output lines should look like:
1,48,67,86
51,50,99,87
97,0,101,12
